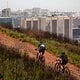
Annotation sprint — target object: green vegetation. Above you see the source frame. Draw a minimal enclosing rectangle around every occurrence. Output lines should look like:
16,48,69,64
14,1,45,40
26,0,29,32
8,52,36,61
45,39,80,68
0,27,39,46
0,27,80,68
0,43,66,80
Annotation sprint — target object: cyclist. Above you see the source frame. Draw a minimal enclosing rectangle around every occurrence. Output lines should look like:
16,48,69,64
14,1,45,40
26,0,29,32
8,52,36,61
37,41,46,58
59,52,68,72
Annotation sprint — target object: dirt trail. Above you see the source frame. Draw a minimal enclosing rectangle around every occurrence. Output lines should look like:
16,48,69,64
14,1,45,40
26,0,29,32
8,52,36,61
0,32,80,80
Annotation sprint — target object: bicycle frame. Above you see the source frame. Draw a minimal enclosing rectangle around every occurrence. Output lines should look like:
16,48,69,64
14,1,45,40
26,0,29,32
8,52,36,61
35,49,45,65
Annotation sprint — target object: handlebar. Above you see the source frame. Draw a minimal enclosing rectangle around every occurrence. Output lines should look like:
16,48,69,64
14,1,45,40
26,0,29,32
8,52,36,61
56,59,61,61
56,59,62,64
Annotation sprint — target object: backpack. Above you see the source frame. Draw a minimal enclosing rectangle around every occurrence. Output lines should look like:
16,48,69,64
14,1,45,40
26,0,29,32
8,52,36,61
61,54,68,63
39,44,45,50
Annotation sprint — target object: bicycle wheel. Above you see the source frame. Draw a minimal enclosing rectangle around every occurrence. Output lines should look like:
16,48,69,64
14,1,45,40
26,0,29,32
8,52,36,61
63,66,70,78
39,56,45,66
54,63,61,73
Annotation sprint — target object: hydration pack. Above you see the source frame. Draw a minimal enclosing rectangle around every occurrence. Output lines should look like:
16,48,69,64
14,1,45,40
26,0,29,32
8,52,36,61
60,54,68,63
62,56,68,63
39,44,45,50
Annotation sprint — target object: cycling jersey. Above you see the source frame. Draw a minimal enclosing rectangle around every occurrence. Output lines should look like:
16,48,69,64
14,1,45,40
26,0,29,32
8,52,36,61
60,54,68,65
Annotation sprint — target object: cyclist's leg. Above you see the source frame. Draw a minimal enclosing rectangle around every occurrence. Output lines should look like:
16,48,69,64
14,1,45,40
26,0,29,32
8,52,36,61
37,49,41,58
60,60,64,72
36,52,38,58
61,61,67,73
42,50,45,56
64,66,70,77
41,50,45,62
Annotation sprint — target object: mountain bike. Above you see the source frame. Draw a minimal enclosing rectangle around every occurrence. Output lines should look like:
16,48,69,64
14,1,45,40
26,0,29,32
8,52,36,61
54,59,70,78
35,49,45,66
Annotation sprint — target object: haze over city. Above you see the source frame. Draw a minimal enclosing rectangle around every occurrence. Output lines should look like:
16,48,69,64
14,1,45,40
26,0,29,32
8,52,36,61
0,0,80,11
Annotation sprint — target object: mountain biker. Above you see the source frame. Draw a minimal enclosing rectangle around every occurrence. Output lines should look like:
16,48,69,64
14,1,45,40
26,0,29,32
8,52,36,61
60,52,68,66
37,41,46,58
59,52,68,72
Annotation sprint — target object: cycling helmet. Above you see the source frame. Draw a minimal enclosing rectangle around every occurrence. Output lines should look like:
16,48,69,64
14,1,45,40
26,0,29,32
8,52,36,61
61,52,65,55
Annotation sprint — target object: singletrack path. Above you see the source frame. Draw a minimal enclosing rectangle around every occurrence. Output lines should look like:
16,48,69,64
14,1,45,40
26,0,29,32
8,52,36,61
0,32,80,80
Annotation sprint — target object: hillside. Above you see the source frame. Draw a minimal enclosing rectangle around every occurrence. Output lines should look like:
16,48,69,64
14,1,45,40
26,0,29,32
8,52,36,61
0,27,80,79
0,28,80,67
0,37,68,80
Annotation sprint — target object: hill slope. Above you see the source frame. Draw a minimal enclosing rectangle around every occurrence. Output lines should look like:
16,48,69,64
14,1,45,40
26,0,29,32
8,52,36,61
0,44,68,80
0,32,80,80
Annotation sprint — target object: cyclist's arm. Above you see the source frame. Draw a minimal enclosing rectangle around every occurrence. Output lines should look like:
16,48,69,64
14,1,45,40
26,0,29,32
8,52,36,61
56,55,62,61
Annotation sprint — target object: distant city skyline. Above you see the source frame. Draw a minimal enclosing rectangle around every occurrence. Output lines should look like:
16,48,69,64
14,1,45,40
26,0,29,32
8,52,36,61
0,0,80,12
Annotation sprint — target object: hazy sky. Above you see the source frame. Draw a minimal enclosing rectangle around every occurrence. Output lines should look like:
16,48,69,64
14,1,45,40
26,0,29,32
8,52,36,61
0,0,80,11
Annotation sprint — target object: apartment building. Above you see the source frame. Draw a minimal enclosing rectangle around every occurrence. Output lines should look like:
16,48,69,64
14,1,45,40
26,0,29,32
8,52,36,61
21,17,46,31
64,16,72,39
20,16,73,39
49,16,72,39
38,17,46,31
2,8,11,17
0,17,12,28
0,17,21,29
73,17,80,41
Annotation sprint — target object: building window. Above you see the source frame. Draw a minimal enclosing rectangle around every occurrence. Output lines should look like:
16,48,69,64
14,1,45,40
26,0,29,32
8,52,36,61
78,25,80,28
